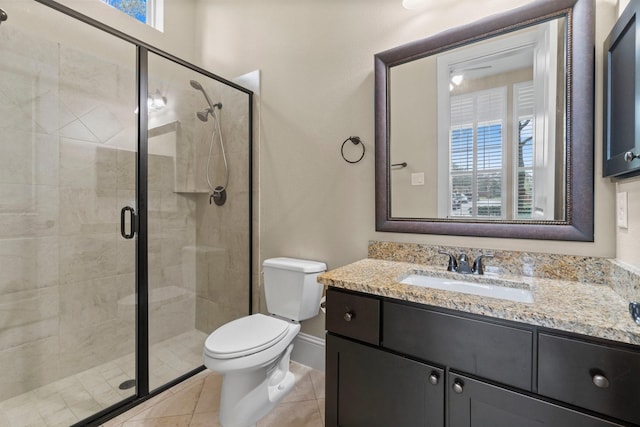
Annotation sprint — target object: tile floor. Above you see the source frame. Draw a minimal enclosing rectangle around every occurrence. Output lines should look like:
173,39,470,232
100,362,326,427
0,330,208,427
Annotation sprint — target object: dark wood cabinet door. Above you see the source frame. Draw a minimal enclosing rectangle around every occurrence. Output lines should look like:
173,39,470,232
448,373,624,427
538,333,640,425
326,334,444,427
604,0,640,177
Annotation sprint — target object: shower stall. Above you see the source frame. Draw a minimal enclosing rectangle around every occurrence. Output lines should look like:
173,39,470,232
0,1,253,426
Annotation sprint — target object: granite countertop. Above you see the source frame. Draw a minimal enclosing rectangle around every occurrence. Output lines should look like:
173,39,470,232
318,258,640,346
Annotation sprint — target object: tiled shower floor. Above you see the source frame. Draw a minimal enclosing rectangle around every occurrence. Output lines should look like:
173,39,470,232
0,330,208,427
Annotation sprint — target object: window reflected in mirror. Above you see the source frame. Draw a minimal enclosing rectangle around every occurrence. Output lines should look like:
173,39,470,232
389,17,566,222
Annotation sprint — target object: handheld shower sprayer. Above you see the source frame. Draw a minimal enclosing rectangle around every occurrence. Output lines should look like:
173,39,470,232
190,79,228,206
190,80,221,111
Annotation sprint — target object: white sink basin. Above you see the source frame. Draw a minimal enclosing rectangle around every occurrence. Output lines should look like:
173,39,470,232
400,274,534,304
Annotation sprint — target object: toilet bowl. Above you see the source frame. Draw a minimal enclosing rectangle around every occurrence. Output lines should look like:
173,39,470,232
203,257,326,427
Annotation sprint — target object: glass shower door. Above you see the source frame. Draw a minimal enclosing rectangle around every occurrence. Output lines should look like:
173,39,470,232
145,52,252,391
0,2,138,425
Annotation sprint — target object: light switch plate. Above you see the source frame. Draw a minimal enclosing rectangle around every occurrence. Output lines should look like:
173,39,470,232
411,172,425,186
617,192,628,229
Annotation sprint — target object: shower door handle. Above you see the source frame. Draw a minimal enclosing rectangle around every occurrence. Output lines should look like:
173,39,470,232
120,206,136,239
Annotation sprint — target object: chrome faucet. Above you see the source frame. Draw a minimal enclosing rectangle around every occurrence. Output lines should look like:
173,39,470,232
472,254,493,275
457,253,472,274
438,251,493,275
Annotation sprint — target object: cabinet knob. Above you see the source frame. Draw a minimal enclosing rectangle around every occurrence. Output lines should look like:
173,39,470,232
592,374,610,389
428,372,439,385
624,151,639,162
452,379,464,394
343,311,353,322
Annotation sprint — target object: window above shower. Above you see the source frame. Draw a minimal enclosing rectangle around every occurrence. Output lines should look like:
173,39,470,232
100,0,164,31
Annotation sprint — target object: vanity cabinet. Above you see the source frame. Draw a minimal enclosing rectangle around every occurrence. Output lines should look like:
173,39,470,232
326,288,632,427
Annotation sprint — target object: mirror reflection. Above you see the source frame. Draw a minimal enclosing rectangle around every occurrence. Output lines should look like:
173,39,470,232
389,17,566,221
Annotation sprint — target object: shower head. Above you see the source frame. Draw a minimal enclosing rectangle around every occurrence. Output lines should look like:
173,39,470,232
197,109,210,122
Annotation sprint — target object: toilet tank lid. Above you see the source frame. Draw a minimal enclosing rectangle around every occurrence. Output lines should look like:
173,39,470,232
263,257,326,273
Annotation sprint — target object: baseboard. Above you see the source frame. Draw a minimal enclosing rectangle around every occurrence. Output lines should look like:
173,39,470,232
291,332,325,372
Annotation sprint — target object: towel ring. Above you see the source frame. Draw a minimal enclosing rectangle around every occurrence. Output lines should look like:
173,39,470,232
341,136,365,164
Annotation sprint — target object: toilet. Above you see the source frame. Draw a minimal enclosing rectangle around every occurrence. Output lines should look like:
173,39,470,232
203,257,326,427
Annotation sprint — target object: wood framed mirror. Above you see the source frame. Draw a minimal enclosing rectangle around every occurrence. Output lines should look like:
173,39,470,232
375,0,594,240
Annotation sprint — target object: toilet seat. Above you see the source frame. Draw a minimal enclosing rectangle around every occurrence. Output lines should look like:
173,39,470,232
204,314,291,359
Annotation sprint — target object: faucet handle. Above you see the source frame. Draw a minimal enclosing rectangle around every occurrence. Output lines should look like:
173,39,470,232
438,251,458,272
472,254,494,275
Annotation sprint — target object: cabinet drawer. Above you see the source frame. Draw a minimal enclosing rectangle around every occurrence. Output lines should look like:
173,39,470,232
326,289,380,345
383,301,533,390
448,372,623,427
538,333,640,425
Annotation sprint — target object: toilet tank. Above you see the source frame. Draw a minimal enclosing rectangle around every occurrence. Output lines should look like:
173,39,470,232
263,257,326,321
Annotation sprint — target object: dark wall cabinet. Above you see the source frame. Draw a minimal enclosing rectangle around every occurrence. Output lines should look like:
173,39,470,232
604,0,640,178
326,288,636,427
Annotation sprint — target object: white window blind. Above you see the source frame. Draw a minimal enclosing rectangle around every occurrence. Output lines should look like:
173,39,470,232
449,87,506,218
513,81,535,219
